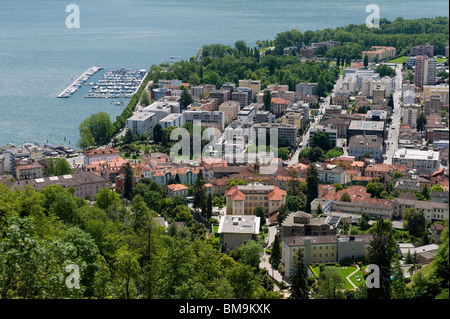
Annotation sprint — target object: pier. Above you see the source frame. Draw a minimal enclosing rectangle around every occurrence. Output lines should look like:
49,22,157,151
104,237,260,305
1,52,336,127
57,66,103,98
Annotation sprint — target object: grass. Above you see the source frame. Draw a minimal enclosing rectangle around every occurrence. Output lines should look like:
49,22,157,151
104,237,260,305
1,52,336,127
311,264,367,290
386,56,407,64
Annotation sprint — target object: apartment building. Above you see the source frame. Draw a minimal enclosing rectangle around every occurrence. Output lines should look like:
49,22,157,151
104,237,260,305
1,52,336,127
410,45,434,57
159,113,185,129
392,148,440,174
422,85,449,106
402,104,421,128
348,135,383,161
296,82,318,97
414,56,437,88
183,110,225,130
84,148,121,165
315,164,345,185
253,123,298,147
126,112,157,136
239,79,261,96
362,46,396,61
271,98,292,118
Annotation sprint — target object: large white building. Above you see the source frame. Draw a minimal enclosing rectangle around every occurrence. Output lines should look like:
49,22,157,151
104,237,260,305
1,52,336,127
126,112,157,136
392,148,440,174
183,110,225,130
159,113,185,129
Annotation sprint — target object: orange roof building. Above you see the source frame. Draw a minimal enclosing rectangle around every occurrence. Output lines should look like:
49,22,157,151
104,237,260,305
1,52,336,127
225,183,287,216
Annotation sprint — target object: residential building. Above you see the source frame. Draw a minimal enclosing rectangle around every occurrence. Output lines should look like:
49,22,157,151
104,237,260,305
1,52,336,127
324,105,342,115
403,90,416,105
183,110,225,130
231,87,252,107
366,110,388,122
219,101,240,125
253,123,298,147
422,85,449,106
362,46,396,61
280,112,304,132
225,183,287,216
159,113,185,129
301,94,319,107
84,156,127,183
239,80,261,96
217,215,260,250
271,98,292,118
392,195,449,222
331,199,394,219
410,45,434,57
414,56,437,88
15,161,43,180
190,85,205,99
237,105,256,122
167,183,189,197
424,95,444,115
392,148,440,174
7,171,107,200
126,112,157,136
402,104,421,128
309,125,338,147
254,111,273,124
348,135,384,161
84,148,121,166
209,89,230,105
347,120,386,144
316,163,345,185
296,82,318,97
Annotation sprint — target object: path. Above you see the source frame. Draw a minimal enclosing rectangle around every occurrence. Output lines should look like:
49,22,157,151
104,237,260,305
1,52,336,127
345,265,361,290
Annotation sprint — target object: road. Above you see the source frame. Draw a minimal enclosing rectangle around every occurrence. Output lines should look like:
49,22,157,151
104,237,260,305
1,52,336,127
383,63,403,165
286,75,343,165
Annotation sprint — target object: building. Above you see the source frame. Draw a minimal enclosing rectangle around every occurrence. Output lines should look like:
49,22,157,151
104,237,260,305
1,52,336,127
402,104,421,128
392,148,440,174
280,112,304,132
392,196,449,222
219,101,241,125
410,45,434,57
403,90,416,105
225,183,287,216
372,85,386,104
424,95,444,115
270,98,292,118
362,46,396,61
159,113,185,129
167,183,189,197
217,215,260,250
296,82,318,97
190,85,205,99
315,164,345,185
422,85,449,106
366,110,388,122
239,79,261,96
126,112,157,136
84,156,127,183
209,89,230,106
331,199,394,219
347,120,386,144
281,234,373,274
281,211,336,238
324,105,342,115
232,87,252,108
414,56,437,88
84,148,121,166
253,123,298,147
183,110,225,131
237,105,256,122
309,125,338,147
348,135,384,161
15,162,43,180
7,171,107,200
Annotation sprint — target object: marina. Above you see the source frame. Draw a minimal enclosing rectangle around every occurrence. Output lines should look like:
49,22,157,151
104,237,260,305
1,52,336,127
85,68,148,99
57,67,103,98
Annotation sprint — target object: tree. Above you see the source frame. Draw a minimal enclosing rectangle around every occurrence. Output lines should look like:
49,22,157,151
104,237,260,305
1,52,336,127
367,218,397,299
44,158,72,176
114,245,141,299
193,171,206,213
420,184,430,200
95,187,121,211
403,208,426,238
416,112,427,132
315,266,345,299
139,89,150,107
309,147,325,162
179,89,193,109
205,193,213,220
255,204,266,227
239,240,264,269
340,192,351,202
269,233,282,273
364,54,369,68
310,131,334,152
263,90,272,112
289,247,309,299
153,124,163,144
430,184,444,192
122,162,134,200
78,112,113,148
305,165,319,214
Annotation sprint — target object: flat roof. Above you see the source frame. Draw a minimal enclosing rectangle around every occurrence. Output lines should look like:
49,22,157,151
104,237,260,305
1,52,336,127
217,215,260,235
348,120,385,131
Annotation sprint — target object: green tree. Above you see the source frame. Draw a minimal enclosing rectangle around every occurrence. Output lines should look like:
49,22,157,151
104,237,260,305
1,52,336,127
306,164,319,214
78,112,113,148
139,90,150,107
255,204,266,227
314,266,345,299
122,162,134,200
430,184,444,192
403,208,426,238
310,131,334,152
364,54,369,68
367,218,397,299
153,124,163,144
263,90,272,112
44,158,72,176
289,247,309,299
205,193,213,220
114,245,141,299
179,89,193,109
416,112,427,132
340,192,352,202
269,233,282,274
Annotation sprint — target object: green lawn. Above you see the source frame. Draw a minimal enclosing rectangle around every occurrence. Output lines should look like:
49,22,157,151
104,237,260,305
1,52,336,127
386,56,407,64
311,265,366,290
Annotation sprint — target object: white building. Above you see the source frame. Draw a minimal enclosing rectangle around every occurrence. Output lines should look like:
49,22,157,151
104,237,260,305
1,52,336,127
403,90,415,105
126,112,157,136
392,148,440,173
402,104,421,128
237,105,256,122
183,110,225,130
159,113,185,129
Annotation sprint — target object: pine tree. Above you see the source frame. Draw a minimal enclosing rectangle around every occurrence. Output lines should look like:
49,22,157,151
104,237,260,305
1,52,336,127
306,164,319,214
289,247,309,299
123,162,134,200
269,233,282,274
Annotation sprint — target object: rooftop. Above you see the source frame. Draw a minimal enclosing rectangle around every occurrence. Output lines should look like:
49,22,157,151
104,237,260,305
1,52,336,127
217,215,260,235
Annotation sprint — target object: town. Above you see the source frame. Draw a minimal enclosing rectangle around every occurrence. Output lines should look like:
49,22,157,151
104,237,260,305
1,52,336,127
0,18,448,300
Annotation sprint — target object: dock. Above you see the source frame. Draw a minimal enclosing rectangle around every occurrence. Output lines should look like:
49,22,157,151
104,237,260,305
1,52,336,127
57,67,103,98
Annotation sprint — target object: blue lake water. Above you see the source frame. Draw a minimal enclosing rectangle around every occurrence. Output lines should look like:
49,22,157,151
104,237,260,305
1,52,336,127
0,0,448,147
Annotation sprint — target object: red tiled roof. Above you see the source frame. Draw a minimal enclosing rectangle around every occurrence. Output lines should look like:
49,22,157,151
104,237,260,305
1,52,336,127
167,184,188,191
